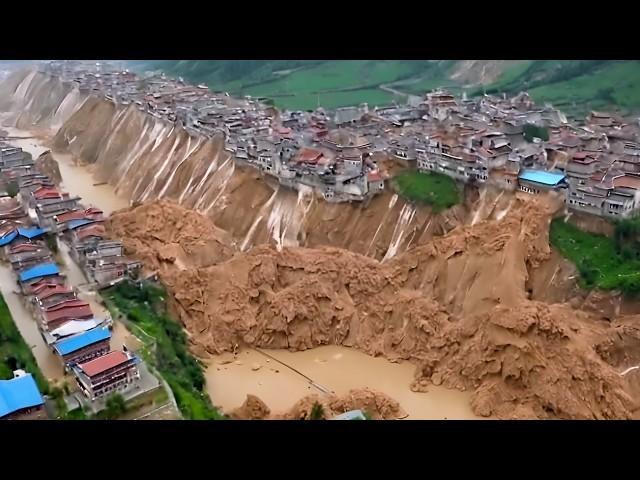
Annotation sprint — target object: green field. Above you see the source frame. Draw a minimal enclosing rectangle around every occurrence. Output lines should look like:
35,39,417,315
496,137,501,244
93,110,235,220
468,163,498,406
0,294,49,393
393,170,460,212
104,281,224,420
550,218,640,295
130,60,640,115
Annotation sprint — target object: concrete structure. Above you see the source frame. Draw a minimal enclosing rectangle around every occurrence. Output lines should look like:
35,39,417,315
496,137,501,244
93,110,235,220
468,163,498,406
73,350,140,401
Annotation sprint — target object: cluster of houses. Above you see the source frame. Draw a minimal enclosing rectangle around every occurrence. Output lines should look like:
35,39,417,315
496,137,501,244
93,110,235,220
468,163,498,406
39,61,385,203
38,61,640,216
0,142,143,419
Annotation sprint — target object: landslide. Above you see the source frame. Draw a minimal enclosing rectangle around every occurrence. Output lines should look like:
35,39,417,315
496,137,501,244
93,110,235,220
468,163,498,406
0,68,85,131
107,200,235,273
228,388,406,420
54,93,523,261
107,192,637,419
35,150,62,185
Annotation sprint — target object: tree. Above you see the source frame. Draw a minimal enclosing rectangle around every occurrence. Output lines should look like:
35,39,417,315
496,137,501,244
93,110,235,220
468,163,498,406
6,181,18,198
104,393,127,419
309,401,325,420
523,123,549,142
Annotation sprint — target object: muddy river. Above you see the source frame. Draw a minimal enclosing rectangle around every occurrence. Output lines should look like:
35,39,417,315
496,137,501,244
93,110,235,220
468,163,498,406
5,125,482,419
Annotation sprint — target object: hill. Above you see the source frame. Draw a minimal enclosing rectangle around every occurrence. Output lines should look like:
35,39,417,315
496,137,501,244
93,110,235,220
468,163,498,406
128,60,640,116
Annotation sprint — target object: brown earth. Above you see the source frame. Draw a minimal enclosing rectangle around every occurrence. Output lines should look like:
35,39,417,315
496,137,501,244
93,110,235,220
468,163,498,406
106,192,639,419
229,388,406,420
35,151,62,185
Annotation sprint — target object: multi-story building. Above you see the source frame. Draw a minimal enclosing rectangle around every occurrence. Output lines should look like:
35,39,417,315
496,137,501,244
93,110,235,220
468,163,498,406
73,350,140,401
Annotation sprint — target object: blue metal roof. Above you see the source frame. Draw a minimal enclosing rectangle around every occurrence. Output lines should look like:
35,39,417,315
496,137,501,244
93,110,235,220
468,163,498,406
518,169,566,186
17,227,47,238
66,219,96,230
0,374,44,418
54,327,111,356
0,230,18,247
332,409,367,420
18,263,60,282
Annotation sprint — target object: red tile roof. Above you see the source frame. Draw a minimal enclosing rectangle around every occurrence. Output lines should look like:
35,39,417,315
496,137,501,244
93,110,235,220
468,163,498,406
9,243,40,254
613,175,640,190
44,300,93,324
45,299,88,312
296,148,324,164
35,285,74,301
76,224,106,241
55,208,104,224
27,278,64,293
79,351,130,377
368,171,383,182
33,187,62,200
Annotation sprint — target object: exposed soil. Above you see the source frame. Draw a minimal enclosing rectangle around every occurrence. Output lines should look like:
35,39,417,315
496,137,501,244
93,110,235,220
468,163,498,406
107,192,639,419
229,388,406,420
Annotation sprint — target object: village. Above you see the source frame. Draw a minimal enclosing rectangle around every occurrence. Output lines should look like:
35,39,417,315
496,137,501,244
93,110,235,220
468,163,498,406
0,140,159,420
36,61,640,217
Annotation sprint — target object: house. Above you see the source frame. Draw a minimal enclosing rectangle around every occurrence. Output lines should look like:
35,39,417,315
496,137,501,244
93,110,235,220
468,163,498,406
18,262,61,293
53,327,112,367
73,350,140,401
47,318,106,342
88,256,142,288
33,284,77,309
41,299,93,331
367,171,384,192
0,226,47,251
72,224,107,243
0,373,46,420
517,169,567,195
22,276,67,295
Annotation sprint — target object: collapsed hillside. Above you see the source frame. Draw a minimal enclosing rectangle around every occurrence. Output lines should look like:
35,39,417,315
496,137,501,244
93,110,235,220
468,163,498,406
229,388,407,420
0,69,522,261
108,193,639,419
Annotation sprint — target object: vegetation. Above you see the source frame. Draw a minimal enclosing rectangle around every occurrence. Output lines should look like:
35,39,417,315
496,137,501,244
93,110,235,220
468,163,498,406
63,408,88,420
99,393,127,420
104,281,224,419
550,218,640,295
393,170,460,212
45,234,59,254
0,294,49,393
523,124,549,142
6,180,18,198
128,60,640,116
309,402,325,420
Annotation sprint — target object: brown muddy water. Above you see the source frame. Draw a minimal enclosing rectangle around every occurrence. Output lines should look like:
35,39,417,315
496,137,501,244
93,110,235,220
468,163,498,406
207,346,482,420
7,126,482,419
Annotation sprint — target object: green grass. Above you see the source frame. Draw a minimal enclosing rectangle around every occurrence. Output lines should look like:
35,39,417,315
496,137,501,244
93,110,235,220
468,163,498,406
0,294,49,394
63,408,88,420
103,281,224,420
131,60,640,116
550,218,640,294
393,170,460,213
528,61,640,116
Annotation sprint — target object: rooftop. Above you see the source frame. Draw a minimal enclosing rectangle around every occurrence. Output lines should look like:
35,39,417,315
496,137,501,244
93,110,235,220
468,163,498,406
0,374,44,418
518,169,566,186
78,350,131,377
54,327,111,356
19,263,60,283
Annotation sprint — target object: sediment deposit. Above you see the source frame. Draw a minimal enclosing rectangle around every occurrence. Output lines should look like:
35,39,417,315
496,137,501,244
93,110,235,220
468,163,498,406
108,193,638,419
229,388,406,420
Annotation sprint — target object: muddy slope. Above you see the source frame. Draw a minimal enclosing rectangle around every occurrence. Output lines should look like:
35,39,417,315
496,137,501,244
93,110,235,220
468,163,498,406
229,389,406,420
0,68,87,131
108,193,637,419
